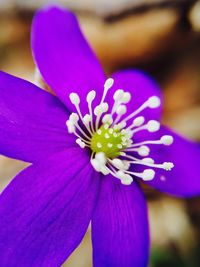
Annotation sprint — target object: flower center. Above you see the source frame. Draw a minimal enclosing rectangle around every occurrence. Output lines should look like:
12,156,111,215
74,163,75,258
66,78,174,185
90,124,128,158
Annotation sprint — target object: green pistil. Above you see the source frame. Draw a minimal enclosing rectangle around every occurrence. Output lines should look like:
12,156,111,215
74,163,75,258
91,124,128,158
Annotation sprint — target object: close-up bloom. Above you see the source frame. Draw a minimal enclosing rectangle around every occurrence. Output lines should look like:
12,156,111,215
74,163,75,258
0,5,200,267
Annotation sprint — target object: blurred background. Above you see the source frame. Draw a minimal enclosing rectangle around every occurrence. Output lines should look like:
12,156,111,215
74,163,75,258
0,0,200,266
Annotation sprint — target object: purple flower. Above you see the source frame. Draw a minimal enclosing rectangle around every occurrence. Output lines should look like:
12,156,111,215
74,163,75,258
0,5,200,267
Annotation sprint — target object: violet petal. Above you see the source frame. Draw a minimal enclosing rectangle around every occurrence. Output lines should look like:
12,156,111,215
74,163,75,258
92,175,149,267
0,148,99,266
31,6,105,114
110,70,163,126
144,126,200,197
0,71,75,163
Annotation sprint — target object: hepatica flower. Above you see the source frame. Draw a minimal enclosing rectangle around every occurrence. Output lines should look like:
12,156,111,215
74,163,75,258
0,5,200,267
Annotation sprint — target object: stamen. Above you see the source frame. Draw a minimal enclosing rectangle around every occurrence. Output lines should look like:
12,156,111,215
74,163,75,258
127,135,174,148
76,138,86,148
130,120,160,135
86,90,96,132
101,78,114,104
125,145,150,156
121,96,161,123
67,79,173,186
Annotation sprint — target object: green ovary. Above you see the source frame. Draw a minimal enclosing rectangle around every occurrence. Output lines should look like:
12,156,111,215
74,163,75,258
90,124,128,158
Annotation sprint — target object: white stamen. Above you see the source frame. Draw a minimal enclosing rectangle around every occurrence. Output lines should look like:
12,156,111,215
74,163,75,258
83,114,91,125
127,134,174,148
95,152,106,165
87,90,96,132
91,159,102,172
133,116,145,127
163,162,174,170
102,114,113,124
76,138,86,148
67,81,173,186
160,135,174,145
121,96,161,124
87,90,96,103
116,171,133,185
69,113,79,124
104,78,114,91
100,78,114,105
69,93,80,106
147,120,160,132
122,92,131,103
116,105,127,115
114,89,124,101
147,96,161,108
142,169,155,181
66,120,75,133
138,146,150,156
111,158,125,169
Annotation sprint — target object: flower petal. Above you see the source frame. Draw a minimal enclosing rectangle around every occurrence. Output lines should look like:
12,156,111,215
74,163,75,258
0,71,75,163
92,175,149,267
31,6,105,113
109,70,162,122
0,148,99,267
144,126,200,197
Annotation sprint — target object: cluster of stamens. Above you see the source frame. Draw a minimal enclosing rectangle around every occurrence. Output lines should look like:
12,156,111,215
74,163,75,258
66,78,174,185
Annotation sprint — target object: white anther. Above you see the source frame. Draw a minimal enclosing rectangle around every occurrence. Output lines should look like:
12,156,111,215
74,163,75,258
100,166,110,175
86,90,96,103
107,143,113,148
112,158,124,169
142,158,155,164
69,113,79,124
66,120,75,133
94,103,108,116
95,152,106,165
113,133,118,137
97,129,102,135
94,105,103,116
104,124,109,130
142,169,155,181
76,138,86,148
160,135,174,145
115,121,126,130
101,102,109,113
122,92,131,103
116,105,127,115
113,89,124,101
102,114,113,124
91,159,102,172
147,120,160,132
104,78,114,90
109,128,114,134
69,93,80,105
83,114,91,125
117,144,123,149
147,96,161,108
97,142,102,148
133,116,145,127
121,174,133,185
123,161,130,170
138,146,150,156
163,162,174,171
116,171,126,179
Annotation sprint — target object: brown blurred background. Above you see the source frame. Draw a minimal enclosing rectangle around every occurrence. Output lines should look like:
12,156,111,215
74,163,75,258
0,0,200,266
